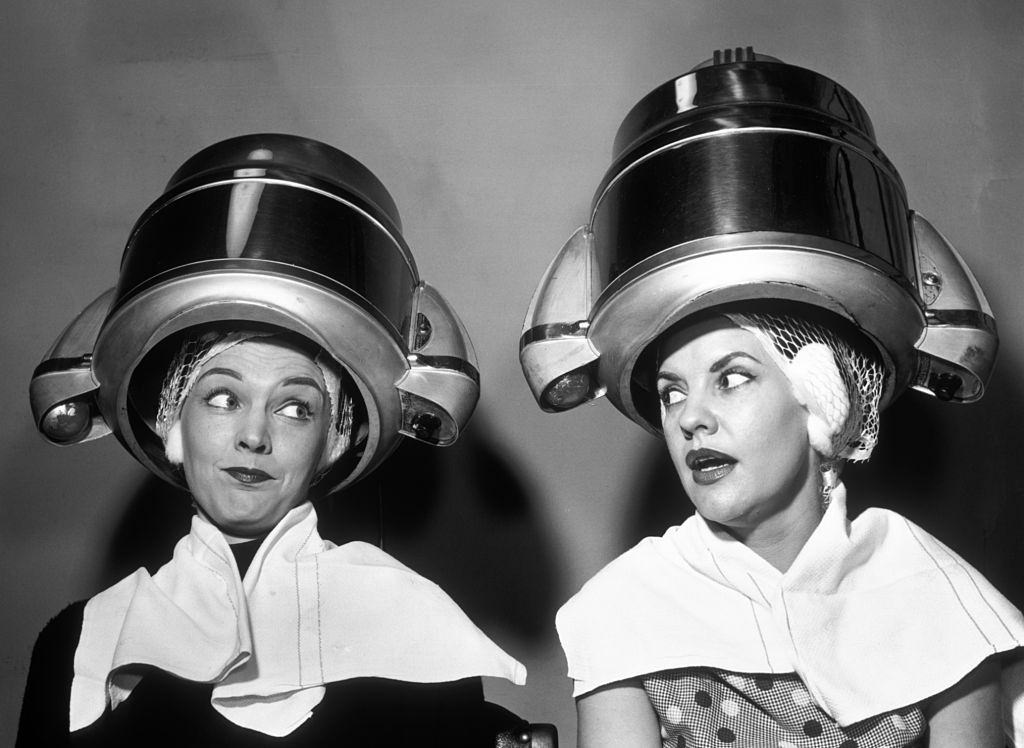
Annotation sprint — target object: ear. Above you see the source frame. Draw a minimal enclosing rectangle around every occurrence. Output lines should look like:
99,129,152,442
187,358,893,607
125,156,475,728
165,421,184,465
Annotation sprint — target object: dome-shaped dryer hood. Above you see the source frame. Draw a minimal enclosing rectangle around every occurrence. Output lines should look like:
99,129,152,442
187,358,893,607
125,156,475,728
520,48,996,434
30,134,479,493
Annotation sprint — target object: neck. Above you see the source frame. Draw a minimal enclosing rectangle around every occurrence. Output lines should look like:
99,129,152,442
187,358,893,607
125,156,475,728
722,502,823,572
223,531,264,545
717,463,827,573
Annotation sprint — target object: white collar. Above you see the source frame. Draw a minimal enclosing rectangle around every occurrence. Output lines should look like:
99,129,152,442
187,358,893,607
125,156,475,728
71,502,526,736
684,483,880,604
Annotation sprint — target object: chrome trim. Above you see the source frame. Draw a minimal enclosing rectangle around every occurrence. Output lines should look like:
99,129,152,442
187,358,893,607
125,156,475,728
519,321,589,348
33,355,92,378
407,353,480,384
924,309,998,332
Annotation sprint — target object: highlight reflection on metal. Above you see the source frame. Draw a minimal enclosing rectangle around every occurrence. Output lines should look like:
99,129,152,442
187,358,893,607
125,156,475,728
520,48,997,433
31,134,480,493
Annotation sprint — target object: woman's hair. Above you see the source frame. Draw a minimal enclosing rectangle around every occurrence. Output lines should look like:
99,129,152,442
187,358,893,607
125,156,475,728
154,326,357,470
645,301,887,462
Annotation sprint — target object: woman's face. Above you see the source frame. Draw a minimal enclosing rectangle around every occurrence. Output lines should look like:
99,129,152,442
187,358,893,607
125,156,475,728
178,338,330,538
656,316,821,538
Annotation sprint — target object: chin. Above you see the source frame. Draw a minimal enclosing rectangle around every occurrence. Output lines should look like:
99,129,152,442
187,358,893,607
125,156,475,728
212,501,282,535
687,487,754,526
221,515,278,538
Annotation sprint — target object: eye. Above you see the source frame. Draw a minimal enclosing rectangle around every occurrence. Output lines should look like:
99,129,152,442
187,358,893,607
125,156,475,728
719,369,753,390
658,387,687,407
277,401,315,421
204,389,238,410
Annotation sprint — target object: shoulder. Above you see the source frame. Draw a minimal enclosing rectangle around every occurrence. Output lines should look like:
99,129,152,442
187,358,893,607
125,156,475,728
323,541,500,611
316,541,527,685
557,539,664,626
323,541,452,601
27,601,87,680
851,506,996,577
556,530,699,695
327,540,418,572
17,601,88,746
557,525,693,635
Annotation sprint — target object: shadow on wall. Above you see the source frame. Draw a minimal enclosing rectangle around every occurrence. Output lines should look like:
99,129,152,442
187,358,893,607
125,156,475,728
99,422,560,643
622,441,693,552
621,355,1024,610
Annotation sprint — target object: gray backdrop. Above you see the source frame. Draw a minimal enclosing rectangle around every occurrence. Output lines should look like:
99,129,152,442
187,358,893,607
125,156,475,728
2,1,1022,744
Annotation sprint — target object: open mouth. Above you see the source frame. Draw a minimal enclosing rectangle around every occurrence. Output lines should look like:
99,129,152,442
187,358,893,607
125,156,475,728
685,448,736,485
223,467,274,485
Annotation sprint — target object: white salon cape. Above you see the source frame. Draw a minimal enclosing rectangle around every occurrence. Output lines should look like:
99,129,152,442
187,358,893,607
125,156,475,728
557,483,1024,743
71,501,526,737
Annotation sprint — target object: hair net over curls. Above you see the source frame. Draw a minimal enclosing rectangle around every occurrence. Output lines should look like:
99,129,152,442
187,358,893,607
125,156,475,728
722,311,886,464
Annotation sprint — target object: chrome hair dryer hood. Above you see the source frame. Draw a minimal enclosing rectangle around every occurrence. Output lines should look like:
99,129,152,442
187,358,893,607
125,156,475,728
520,48,996,433
30,134,479,493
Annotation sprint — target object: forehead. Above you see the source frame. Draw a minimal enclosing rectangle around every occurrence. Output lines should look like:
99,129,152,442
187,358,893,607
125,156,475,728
199,338,324,385
657,316,772,373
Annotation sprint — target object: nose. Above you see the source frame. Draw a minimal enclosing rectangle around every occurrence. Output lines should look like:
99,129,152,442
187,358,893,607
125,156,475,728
236,409,272,454
675,393,718,441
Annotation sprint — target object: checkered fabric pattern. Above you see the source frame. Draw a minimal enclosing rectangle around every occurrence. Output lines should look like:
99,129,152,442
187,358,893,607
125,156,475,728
643,668,925,748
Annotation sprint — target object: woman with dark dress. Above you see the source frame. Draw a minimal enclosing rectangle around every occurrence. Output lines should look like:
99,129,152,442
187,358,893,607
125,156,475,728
519,50,1024,746
19,135,531,746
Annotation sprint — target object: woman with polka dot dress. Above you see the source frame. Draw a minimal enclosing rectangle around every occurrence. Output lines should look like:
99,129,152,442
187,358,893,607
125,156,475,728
519,50,1024,746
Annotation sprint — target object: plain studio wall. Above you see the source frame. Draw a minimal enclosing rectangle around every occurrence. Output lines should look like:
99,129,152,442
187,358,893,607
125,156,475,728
1,1,1022,744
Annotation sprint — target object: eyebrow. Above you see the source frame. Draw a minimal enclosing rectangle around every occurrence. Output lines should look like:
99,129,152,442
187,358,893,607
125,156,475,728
281,376,326,395
708,351,762,373
197,367,242,383
656,351,763,382
196,369,325,395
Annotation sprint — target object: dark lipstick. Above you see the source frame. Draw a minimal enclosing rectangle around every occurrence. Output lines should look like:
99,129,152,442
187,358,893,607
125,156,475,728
685,448,736,486
223,467,274,485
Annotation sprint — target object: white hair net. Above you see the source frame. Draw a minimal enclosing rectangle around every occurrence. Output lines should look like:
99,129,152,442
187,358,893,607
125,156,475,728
723,311,886,464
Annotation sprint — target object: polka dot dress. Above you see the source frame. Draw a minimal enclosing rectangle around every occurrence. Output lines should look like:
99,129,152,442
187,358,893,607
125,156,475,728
643,669,926,748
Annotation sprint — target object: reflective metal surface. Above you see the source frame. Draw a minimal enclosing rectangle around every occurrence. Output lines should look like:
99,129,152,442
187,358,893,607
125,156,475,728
32,134,480,493
520,50,998,432
115,183,417,339
613,58,876,159
591,131,915,294
29,288,115,444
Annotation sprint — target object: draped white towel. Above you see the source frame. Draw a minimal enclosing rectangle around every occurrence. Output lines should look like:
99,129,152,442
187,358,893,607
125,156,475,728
557,483,1024,742
71,501,526,737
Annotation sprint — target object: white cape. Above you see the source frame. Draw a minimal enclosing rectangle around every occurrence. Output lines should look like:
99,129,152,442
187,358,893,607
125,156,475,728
72,501,526,737
557,483,1024,739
